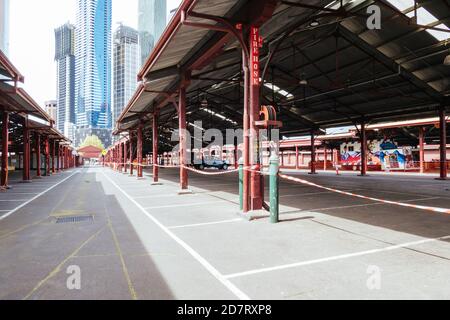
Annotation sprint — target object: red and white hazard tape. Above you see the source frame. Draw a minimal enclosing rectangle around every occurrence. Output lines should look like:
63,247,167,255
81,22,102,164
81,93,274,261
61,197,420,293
279,173,450,215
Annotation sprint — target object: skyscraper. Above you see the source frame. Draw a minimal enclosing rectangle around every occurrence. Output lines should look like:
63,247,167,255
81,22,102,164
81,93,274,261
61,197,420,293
0,0,9,56
113,25,139,128
138,0,167,66
44,100,58,122
75,0,112,147
55,23,76,142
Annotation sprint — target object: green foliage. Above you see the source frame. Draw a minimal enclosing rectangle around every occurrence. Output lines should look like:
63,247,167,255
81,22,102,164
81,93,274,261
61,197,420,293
79,135,105,150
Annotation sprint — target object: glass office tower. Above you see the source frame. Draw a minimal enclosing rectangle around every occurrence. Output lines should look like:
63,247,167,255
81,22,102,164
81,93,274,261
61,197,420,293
138,0,167,66
75,0,112,147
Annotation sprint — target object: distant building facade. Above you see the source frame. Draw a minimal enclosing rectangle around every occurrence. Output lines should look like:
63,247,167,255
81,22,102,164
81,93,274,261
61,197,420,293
44,100,58,123
55,23,76,142
75,0,112,147
113,25,139,128
138,0,166,66
0,0,9,55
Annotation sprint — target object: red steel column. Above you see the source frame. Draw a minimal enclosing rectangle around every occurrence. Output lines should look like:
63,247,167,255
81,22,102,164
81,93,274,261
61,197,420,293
242,50,250,212
249,26,262,210
152,111,159,183
44,136,50,176
35,132,41,177
438,107,447,179
23,118,31,182
1,111,9,188
310,131,316,174
123,142,126,172
419,127,425,173
360,120,367,176
295,145,299,170
323,146,327,171
119,142,123,172
52,140,56,174
179,83,188,190
129,131,134,176
137,123,143,178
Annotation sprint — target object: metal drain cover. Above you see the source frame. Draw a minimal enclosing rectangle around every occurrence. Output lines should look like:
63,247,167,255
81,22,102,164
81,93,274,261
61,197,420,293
55,215,94,224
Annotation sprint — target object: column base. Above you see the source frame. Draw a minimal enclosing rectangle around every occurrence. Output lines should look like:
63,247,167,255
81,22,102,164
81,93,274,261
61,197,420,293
20,180,32,183
308,172,318,175
178,189,193,195
435,177,447,180
236,209,268,221
151,182,163,186
34,176,42,179
358,174,369,177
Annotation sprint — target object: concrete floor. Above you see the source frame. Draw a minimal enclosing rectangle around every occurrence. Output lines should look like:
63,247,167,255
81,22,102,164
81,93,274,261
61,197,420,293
0,166,449,299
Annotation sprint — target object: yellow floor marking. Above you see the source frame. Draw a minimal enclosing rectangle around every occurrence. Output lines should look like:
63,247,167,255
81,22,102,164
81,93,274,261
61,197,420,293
0,217,48,240
107,217,138,300
22,226,106,300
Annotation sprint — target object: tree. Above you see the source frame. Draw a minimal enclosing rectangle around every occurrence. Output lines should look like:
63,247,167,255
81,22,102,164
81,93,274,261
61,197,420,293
79,135,105,150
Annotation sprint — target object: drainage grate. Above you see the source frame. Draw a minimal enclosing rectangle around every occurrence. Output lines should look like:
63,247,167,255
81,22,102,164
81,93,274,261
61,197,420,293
55,215,94,224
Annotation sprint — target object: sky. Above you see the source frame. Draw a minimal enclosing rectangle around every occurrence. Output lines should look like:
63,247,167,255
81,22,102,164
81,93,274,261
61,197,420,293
9,0,181,107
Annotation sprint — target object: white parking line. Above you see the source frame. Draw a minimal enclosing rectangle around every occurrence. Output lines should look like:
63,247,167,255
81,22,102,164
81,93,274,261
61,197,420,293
224,234,450,279
102,171,250,300
0,171,79,221
169,218,243,229
144,200,229,210
309,197,440,212
0,199,29,202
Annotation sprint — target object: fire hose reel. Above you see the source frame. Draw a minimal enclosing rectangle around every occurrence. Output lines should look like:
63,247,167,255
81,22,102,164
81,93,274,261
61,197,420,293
255,105,282,129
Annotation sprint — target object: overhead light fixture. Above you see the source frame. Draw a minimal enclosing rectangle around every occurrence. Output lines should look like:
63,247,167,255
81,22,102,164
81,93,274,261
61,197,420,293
310,20,319,27
444,53,450,66
299,73,308,85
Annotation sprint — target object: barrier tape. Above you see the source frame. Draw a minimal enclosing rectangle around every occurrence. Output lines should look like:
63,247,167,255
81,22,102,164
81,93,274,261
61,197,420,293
105,162,268,176
279,173,450,215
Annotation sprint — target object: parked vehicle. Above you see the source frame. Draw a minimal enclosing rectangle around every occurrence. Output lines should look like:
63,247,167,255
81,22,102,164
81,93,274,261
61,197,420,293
193,156,229,170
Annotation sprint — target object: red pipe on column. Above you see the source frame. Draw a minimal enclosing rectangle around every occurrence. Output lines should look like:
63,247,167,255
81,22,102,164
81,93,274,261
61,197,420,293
124,141,128,173
137,123,143,178
438,107,447,180
129,131,134,176
242,51,250,213
52,140,56,174
360,120,367,176
153,111,159,183
45,137,50,175
23,118,31,182
179,84,188,190
1,111,9,188
419,127,425,174
35,133,41,177
249,27,262,211
310,131,316,174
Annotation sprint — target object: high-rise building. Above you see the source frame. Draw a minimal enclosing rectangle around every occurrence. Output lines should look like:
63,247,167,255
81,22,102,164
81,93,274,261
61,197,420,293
75,0,112,147
44,100,58,123
0,0,9,56
55,23,76,142
113,25,139,128
138,0,167,66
